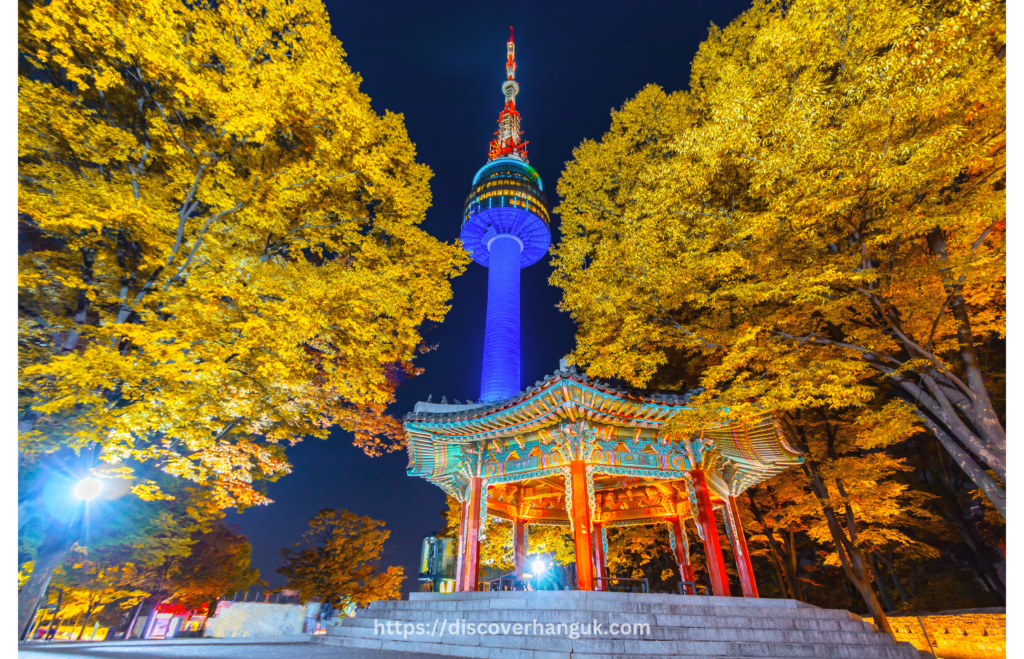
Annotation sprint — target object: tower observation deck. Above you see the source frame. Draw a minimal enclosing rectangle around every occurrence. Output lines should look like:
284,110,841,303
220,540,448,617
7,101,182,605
461,27,551,403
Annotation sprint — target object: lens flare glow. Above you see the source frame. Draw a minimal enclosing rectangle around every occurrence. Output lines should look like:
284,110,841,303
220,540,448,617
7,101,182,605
532,560,546,574
74,478,104,501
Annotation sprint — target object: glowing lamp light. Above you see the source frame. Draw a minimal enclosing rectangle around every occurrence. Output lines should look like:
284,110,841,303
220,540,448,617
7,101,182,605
74,478,104,501
532,560,546,574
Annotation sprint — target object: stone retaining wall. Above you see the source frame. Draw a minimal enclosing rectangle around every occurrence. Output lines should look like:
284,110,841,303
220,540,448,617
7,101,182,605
877,614,1005,659
203,602,306,638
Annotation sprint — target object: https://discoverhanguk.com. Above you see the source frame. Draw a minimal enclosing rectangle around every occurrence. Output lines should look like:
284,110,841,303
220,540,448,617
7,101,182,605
374,618,651,640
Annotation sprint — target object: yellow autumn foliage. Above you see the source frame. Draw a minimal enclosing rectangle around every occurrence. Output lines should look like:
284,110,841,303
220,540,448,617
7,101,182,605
552,0,1004,514
18,0,468,508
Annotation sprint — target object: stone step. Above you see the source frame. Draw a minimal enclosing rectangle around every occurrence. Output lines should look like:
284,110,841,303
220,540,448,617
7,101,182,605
344,611,876,633
329,619,893,647
408,591,815,609
366,599,859,619
313,632,921,658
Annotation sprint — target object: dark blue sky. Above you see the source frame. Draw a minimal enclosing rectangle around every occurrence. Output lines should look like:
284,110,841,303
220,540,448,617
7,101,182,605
226,0,753,594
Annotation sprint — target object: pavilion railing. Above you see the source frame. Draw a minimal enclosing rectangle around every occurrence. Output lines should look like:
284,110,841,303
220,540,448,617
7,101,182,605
479,576,713,595
488,575,522,591
677,581,710,596
594,577,649,593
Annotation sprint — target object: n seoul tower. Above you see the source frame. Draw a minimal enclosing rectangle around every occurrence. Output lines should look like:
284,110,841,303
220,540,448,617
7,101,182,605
461,27,551,404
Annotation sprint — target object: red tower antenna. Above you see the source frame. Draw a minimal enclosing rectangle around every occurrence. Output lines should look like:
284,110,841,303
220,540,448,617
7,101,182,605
488,26,528,162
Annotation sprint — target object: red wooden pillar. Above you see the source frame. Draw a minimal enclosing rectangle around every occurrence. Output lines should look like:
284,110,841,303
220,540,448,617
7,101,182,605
681,561,696,589
727,496,759,598
592,522,606,590
454,498,469,591
513,519,527,581
691,469,730,597
460,477,483,591
669,517,696,594
568,460,595,590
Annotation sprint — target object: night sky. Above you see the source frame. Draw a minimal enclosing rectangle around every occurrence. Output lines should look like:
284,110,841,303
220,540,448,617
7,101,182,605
226,0,754,594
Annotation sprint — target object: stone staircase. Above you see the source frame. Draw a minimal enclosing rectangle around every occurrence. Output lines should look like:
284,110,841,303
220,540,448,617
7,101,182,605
312,590,922,658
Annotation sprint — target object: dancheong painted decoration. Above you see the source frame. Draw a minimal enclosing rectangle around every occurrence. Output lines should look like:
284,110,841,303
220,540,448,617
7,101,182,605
405,28,804,598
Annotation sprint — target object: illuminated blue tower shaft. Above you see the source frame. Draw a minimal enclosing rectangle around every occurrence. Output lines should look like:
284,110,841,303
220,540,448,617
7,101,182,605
460,31,550,404
480,236,523,402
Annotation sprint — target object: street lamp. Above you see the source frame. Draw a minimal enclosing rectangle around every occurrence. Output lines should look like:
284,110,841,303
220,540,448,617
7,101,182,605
20,465,111,641
73,478,104,501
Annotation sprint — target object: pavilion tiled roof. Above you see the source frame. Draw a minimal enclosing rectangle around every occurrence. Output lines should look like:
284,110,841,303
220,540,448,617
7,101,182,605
404,364,700,423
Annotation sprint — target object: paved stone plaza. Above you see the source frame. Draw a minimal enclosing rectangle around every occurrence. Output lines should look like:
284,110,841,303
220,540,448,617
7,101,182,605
18,637,433,659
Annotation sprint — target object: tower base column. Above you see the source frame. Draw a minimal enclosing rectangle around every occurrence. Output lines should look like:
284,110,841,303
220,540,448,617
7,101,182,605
480,235,523,402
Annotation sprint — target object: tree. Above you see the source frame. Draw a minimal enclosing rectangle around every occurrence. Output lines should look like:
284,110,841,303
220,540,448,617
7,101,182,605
19,0,467,498
744,481,816,602
525,525,577,568
47,551,149,640
21,471,238,638
18,0,466,636
173,522,262,610
122,515,264,635
277,509,404,607
478,519,514,575
26,512,261,642
894,432,1005,600
18,457,217,639
442,496,462,560
605,524,681,591
551,0,1005,514
780,402,942,631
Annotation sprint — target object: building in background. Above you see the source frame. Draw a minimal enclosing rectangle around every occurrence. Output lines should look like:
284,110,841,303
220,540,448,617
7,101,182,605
418,535,456,593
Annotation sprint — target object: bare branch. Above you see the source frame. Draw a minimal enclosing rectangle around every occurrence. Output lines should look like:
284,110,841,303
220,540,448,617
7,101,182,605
169,164,208,266
163,203,244,290
971,220,1001,251
924,285,961,353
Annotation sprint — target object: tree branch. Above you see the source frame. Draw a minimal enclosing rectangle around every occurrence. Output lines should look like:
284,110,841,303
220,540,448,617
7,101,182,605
163,203,244,290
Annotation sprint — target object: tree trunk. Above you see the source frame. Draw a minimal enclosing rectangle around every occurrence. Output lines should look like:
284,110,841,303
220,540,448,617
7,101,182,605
18,521,78,641
21,606,42,642
891,381,1006,518
801,457,892,634
768,552,789,598
782,530,804,601
869,552,896,612
926,228,1006,454
124,600,144,640
77,600,96,640
879,549,912,607
927,443,1007,596
67,614,83,641
46,615,62,641
747,492,803,601
919,373,1005,479
946,500,1005,597
136,596,163,640
45,589,64,641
